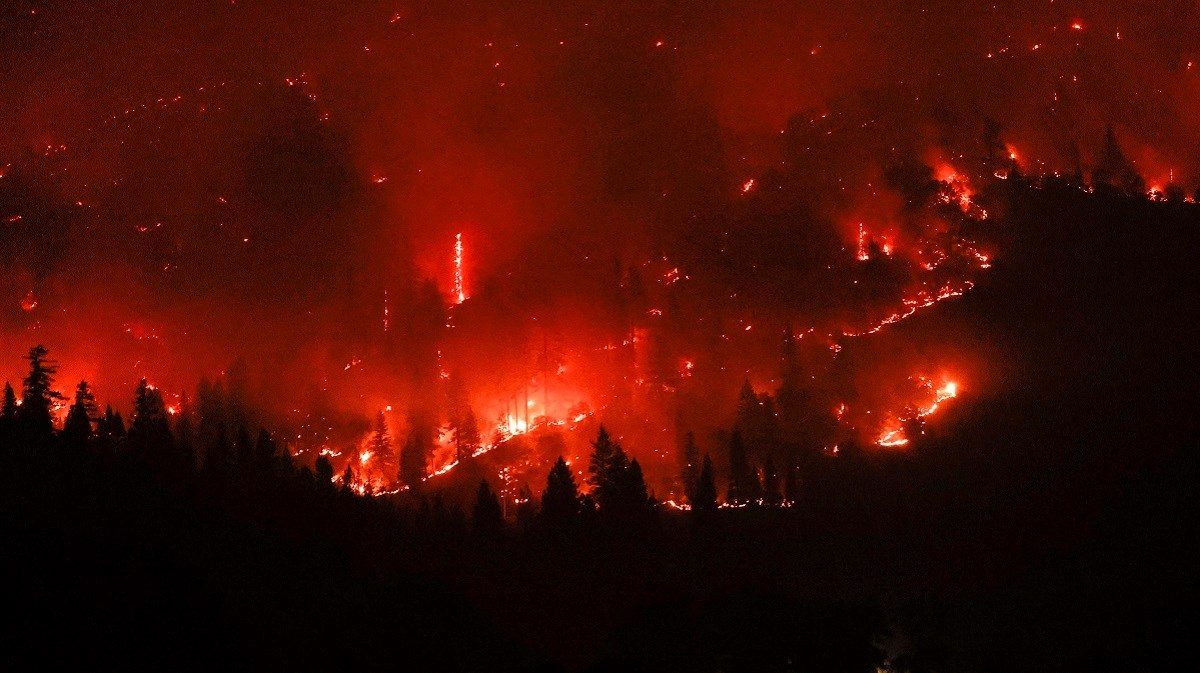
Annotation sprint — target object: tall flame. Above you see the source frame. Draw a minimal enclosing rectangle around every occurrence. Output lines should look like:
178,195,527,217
453,232,466,304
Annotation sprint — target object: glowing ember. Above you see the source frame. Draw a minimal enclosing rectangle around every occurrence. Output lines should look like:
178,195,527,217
877,427,909,447
19,290,37,312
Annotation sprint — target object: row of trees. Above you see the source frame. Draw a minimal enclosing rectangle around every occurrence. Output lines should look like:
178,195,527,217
1,344,811,540
0,346,666,539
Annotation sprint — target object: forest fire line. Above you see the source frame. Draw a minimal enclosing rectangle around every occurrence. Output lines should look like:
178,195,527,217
6,1,1196,508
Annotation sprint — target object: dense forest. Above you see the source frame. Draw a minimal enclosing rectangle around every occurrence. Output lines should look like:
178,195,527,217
2,178,1196,672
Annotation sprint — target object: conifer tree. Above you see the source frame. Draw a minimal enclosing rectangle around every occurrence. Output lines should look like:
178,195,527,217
367,411,396,483
588,425,623,504
19,345,63,442
400,406,435,489
727,430,753,505
762,454,782,506
473,479,504,538
0,382,17,449
541,456,580,533
254,428,277,470
129,379,172,456
314,455,334,489
693,454,718,513
515,483,537,533
61,381,96,448
680,431,700,503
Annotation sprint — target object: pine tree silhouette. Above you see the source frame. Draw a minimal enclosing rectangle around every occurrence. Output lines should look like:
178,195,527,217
61,381,96,450
541,456,580,534
680,431,700,503
129,378,173,458
19,345,64,444
693,454,718,513
0,382,17,449
472,479,504,539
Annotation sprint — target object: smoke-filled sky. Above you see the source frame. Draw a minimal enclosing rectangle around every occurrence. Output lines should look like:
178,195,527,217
1,0,1197,462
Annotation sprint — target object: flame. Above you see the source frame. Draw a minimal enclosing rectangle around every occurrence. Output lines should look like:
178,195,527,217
453,232,466,304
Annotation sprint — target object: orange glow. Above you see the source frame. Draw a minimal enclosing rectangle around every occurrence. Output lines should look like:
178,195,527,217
19,290,37,312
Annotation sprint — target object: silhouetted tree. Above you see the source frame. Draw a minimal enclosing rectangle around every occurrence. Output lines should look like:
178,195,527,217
515,483,537,533
204,423,231,479
234,425,254,468
588,425,624,502
1093,124,1145,196
444,372,481,462
735,380,781,463
314,455,334,489
473,479,504,539
586,427,651,527
367,411,396,484
693,454,718,513
784,463,801,503
541,456,580,534
727,430,760,505
254,428,277,472
174,392,196,469
19,345,63,443
95,405,126,453
129,379,172,457
401,406,436,489
608,457,652,527
762,454,782,505
61,381,96,450
0,382,17,448
680,431,700,503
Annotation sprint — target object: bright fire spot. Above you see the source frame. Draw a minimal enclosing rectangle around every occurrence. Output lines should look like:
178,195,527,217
856,223,869,261
877,427,909,448
453,232,466,304
20,290,37,312
875,378,959,448
1071,21,1084,31
742,178,755,193
166,405,178,415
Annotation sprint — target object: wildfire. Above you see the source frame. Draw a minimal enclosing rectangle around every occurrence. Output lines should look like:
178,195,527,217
874,378,959,448
453,233,466,304
877,426,909,448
